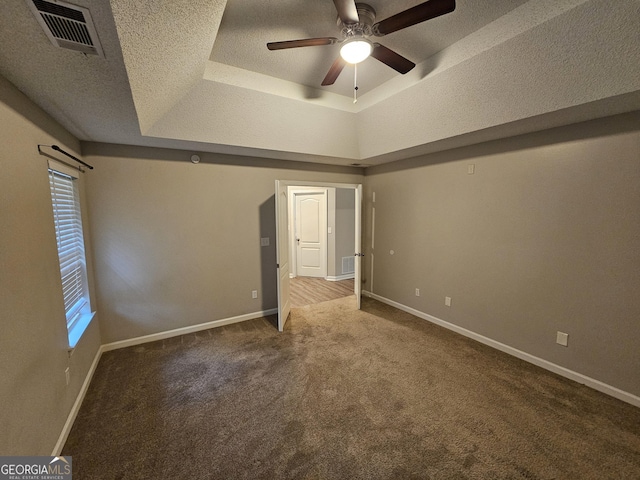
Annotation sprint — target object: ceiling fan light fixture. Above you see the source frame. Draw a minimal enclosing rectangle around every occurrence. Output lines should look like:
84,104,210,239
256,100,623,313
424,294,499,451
340,38,372,64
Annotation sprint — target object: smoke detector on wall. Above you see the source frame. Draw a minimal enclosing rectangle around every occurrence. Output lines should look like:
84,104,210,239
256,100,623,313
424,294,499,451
26,0,104,57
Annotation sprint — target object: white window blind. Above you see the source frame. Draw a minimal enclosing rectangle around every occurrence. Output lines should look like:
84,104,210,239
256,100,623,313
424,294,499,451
49,166,88,333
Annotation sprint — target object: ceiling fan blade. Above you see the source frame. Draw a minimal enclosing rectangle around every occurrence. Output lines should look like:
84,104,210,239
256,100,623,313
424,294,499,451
372,0,455,36
267,37,339,50
332,0,359,25
321,57,347,86
371,44,415,74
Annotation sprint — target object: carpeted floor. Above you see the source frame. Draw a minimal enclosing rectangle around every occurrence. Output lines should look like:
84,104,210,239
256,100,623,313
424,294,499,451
63,297,640,479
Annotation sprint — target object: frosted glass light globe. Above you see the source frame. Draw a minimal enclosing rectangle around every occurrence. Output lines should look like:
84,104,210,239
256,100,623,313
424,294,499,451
340,39,372,64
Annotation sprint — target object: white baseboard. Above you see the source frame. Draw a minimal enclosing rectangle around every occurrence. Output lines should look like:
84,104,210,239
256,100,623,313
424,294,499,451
101,308,278,352
53,307,278,454
326,274,355,281
52,346,103,456
362,290,640,408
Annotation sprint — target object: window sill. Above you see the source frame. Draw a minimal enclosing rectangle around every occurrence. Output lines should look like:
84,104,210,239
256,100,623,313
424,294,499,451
68,311,96,349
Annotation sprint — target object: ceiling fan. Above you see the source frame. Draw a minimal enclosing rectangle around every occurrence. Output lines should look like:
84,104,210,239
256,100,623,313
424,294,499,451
267,0,456,87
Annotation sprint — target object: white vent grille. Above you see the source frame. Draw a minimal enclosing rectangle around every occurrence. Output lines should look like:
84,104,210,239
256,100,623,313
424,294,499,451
27,0,104,57
342,256,355,275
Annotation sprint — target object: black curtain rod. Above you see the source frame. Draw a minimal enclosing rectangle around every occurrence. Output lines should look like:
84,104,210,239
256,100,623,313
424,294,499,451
38,144,94,170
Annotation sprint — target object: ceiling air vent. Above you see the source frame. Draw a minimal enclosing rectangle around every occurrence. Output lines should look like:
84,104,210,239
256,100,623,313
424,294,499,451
27,0,104,57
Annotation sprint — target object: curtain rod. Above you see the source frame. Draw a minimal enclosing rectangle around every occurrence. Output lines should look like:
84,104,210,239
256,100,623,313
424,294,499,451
38,144,94,170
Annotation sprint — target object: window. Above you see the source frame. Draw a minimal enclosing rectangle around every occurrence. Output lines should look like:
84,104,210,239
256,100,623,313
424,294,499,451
48,160,93,347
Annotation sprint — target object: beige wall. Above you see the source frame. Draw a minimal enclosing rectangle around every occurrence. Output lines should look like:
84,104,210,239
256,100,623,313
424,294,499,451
327,188,337,278
327,188,356,278
335,188,356,276
0,75,101,454
82,143,363,344
3,61,638,457
364,112,640,397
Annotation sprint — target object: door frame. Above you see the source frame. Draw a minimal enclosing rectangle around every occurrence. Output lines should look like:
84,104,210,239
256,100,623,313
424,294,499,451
275,180,362,330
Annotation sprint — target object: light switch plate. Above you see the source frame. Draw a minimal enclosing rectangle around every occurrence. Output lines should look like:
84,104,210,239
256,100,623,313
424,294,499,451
260,237,270,247
556,331,569,346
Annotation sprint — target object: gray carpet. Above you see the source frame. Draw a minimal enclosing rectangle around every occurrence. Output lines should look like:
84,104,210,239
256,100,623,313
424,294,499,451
63,296,640,479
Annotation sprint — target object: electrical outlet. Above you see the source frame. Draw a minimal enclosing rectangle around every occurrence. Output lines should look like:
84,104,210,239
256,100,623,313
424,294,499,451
467,164,475,175
260,237,270,247
65,367,70,386
252,290,258,299
445,296,452,307
415,288,420,297
556,331,569,347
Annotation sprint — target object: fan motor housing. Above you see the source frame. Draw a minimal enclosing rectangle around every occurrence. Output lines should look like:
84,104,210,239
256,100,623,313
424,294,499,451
338,3,376,37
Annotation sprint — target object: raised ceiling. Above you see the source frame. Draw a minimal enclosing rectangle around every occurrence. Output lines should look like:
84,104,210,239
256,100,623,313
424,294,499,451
210,0,529,97
0,0,639,167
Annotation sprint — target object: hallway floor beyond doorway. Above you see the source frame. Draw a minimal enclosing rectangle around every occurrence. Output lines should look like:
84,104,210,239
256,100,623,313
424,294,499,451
290,276,354,307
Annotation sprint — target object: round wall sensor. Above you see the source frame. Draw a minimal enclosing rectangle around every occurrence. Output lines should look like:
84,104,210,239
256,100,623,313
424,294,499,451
190,154,201,164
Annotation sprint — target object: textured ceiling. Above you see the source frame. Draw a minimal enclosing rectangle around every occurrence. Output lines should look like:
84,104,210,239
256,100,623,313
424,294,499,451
0,0,638,167
209,0,529,97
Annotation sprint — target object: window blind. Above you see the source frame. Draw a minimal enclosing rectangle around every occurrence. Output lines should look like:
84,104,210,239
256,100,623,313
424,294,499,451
49,169,87,331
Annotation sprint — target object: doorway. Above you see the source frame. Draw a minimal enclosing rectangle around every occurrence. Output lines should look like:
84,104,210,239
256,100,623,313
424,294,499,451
275,181,363,331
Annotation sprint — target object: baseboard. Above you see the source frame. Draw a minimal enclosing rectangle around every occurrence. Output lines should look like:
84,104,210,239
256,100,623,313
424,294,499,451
326,274,355,281
362,291,640,408
101,308,278,352
52,346,103,456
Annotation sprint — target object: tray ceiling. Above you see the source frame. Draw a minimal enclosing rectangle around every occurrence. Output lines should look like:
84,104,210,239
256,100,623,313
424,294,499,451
0,0,638,167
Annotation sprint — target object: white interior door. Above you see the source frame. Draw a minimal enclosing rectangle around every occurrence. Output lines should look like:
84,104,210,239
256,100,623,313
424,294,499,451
295,192,326,278
275,180,291,331
354,185,362,309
